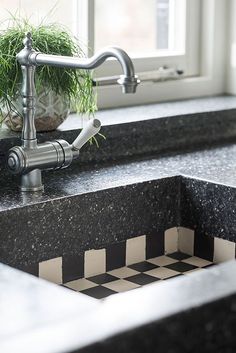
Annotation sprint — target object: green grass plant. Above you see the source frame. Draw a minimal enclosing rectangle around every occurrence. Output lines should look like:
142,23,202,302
0,16,97,120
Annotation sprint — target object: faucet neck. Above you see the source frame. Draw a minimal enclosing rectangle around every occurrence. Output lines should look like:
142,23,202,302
20,64,37,143
16,32,37,143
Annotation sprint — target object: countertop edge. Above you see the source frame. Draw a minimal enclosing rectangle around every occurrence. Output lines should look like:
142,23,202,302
1,260,236,353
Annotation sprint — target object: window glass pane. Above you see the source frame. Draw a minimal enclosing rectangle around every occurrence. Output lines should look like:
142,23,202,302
0,0,76,32
156,0,169,49
94,0,186,56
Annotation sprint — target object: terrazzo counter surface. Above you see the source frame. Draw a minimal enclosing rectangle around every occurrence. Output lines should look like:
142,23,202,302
1,142,236,210
1,95,236,166
1,143,236,268
1,95,236,352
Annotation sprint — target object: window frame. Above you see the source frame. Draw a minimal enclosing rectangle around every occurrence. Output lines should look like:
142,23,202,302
75,0,226,109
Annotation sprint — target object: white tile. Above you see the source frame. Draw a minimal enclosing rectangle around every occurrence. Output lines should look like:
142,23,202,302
164,227,178,254
84,248,106,278
145,267,180,279
107,266,139,278
182,256,212,267
39,257,62,284
103,279,140,292
178,227,195,256
126,235,146,266
147,255,178,266
65,278,97,291
213,237,236,263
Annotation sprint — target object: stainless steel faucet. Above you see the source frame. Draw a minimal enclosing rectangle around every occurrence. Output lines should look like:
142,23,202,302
7,32,139,192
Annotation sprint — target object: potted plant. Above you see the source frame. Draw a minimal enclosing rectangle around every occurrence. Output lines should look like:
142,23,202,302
0,18,97,132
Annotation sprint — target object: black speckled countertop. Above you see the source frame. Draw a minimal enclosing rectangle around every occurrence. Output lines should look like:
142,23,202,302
1,142,236,210
1,95,236,165
1,94,236,209
2,142,236,267
1,95,236,352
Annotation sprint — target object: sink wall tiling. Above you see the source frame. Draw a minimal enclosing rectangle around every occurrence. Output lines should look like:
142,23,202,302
21,226,235,299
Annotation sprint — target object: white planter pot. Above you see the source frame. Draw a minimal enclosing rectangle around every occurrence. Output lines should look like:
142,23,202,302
4,89,70,132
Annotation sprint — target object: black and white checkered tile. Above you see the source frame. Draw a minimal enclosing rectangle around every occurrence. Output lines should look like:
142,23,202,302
63,252,214,299
36,227,236,299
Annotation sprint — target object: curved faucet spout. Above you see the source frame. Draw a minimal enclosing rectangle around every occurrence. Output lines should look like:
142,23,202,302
30,47,133,75
29,46,140,93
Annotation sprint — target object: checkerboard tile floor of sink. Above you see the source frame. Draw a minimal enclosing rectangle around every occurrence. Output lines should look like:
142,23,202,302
63,252,214,300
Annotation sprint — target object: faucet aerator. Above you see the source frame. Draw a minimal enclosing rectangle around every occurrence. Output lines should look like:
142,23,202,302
117,75,140,94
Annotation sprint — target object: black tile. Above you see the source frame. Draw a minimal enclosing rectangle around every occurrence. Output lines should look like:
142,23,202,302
194,230,214,261
87,273,118,284
166,262,198,273
128,261,158,272
146,231,164,259
106,241,126,271
80,286,116,299
62,253,84,283
168,252,191,260
163,274,183,279
126,273,160,285
17,263,39,277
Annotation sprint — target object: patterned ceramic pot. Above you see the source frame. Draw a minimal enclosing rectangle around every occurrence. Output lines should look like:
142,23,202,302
4,88,70,132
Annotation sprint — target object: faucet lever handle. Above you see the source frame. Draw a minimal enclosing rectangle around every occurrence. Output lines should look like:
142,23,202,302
72,118,101,151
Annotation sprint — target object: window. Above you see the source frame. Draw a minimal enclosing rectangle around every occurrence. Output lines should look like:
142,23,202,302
0,0,227,109
75,0,226,109
76,0,200,77
94,0,185,55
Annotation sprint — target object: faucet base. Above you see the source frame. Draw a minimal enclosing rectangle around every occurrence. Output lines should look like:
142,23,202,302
20,169,44,192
